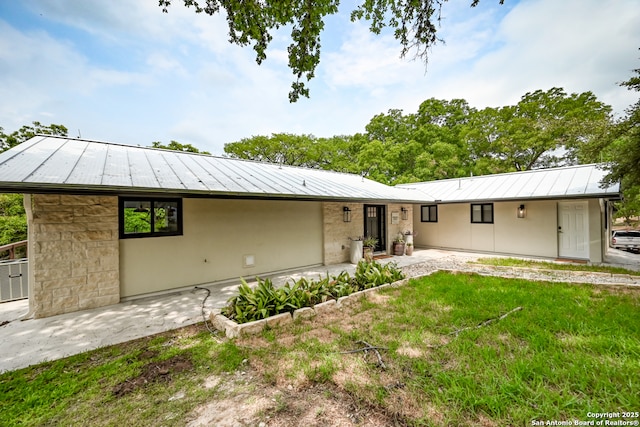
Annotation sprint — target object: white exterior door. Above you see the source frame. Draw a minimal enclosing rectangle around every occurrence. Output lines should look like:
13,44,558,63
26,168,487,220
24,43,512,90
558,201,589,259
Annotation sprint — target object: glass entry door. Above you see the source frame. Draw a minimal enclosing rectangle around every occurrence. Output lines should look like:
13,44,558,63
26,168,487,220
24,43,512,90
364,205,386,252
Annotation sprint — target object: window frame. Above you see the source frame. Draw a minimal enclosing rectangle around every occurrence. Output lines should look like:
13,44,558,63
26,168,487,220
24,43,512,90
470,203,494,224
119,197,183,239
420,205,438,223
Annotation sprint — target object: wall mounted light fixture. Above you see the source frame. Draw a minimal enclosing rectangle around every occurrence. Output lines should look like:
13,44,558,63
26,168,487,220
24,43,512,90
401,207,408,220
517,204,526,218
343,206,352,222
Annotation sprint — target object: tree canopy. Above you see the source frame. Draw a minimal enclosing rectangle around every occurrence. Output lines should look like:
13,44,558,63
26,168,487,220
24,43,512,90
159,0,502,102
0,122,68,152
151,140,211,154
582,63,640,224
225,88,613,185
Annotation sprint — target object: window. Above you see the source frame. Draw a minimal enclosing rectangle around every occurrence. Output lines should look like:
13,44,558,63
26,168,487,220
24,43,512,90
471,203,493,224
119,197,183,239
421,205,438,222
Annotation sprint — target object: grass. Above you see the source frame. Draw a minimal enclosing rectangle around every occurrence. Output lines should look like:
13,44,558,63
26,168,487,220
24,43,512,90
473,256,640,276
0,328,248,427
1,272,639,426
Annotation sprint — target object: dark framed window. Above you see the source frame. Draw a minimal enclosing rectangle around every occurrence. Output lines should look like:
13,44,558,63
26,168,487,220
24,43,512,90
119,197,183,239
421,205,438,222
471,203,493,224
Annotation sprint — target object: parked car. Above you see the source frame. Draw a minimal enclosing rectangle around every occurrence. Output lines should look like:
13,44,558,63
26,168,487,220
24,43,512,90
611,230,640,253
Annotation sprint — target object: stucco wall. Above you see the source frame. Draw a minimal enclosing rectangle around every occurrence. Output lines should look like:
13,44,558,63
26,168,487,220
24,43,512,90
120,198,323,297
25,194,120,318
493,201,558,256
414,199,603,261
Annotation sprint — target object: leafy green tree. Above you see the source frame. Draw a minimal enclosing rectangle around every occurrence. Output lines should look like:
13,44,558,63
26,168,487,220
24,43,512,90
585,63,640,223
465,88,612,172
0,122,68,152
151,140,210,154
159,0,502,102
224,133,360,173
0,194,27,258
357,100,475,183
0,123,68,252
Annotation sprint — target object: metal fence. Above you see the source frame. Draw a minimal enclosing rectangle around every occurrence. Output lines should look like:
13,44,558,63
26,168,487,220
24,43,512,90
0,259,28,303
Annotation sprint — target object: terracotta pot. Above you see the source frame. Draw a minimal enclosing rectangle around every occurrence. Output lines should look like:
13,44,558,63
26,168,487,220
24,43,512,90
405,245,413,256
393,242,405,256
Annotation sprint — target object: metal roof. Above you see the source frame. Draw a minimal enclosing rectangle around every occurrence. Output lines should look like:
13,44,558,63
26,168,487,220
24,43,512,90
0,136,424,202
397,164,619,202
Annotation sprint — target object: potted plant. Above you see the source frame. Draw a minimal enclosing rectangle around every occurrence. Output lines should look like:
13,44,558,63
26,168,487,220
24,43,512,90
405,242,414,256
392,232,405,256
363,236,378,262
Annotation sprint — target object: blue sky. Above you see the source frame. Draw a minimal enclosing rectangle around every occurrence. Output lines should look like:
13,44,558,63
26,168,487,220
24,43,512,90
1,0,638,155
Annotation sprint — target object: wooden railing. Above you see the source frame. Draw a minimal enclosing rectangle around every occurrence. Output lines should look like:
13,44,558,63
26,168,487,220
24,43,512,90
0,240,28,260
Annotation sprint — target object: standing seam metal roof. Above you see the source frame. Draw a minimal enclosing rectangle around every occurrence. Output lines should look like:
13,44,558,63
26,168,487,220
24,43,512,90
0,136,619,202
0,136,424,202
398,164,619,202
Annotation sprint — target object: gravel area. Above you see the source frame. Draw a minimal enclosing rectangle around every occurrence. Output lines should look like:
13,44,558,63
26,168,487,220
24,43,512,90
399,255,640,287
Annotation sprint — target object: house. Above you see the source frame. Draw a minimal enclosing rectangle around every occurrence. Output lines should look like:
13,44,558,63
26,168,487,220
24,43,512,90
0,136,619,318
398,165,619,262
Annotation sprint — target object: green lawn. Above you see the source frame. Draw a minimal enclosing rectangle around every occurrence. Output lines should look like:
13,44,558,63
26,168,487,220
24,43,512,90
1,272,638,426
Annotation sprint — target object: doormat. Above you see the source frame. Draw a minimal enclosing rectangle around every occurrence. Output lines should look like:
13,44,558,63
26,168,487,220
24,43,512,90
373,255,393,260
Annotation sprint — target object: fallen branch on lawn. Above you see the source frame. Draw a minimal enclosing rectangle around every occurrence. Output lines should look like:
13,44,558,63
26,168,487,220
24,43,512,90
340,340,388,369
449,306,523,337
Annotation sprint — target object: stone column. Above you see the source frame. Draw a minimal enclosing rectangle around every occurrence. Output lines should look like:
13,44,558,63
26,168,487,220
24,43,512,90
26,194,120,318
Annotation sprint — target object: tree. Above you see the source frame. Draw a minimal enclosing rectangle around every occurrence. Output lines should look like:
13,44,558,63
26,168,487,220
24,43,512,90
159,0,502,102
0,194,27,258
600,68,640,188
224,133,360,173
357,100,475,183
0,122,68,253
150,140,211,154
0,121,68,152
588,63,640,223
464,88,612,172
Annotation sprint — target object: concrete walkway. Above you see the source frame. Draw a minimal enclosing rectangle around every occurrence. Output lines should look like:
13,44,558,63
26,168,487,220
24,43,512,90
1,248,638,373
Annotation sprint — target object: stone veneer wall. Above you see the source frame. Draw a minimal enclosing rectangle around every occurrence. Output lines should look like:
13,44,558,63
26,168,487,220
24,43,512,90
25,194,120,318
322,202,365,265
322,202,415,264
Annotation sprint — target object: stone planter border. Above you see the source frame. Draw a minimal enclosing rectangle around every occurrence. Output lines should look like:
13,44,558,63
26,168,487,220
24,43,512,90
209,278,409,338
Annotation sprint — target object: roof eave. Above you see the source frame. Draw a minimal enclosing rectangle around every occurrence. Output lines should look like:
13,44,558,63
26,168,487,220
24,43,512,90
0,182,427,204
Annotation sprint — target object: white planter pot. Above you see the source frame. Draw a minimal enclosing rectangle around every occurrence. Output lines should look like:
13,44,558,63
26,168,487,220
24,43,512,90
405,234,414,245
350,240,363,264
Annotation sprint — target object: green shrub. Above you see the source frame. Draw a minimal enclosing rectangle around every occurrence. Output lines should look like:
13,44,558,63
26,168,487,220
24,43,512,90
352,259,404,291
223,261,405,324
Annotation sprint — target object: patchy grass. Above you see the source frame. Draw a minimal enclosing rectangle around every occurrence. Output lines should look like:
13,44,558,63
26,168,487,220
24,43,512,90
2,272,639,426
473,257,640,276
0,326,248,427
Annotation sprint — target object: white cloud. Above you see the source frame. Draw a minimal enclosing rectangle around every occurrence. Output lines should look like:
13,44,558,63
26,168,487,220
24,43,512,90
414,0,640,114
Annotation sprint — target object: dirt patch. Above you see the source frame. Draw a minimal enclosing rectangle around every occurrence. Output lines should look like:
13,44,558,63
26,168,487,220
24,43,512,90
261,384,402,427
396,345,423,358
112,354,193,397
